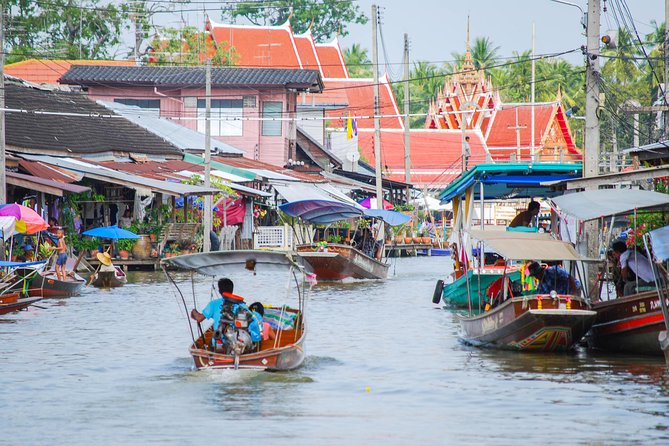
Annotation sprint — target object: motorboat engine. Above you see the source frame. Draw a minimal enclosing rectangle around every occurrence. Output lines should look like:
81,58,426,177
223,308,253,356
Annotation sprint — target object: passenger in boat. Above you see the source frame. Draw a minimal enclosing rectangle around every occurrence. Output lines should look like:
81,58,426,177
96,252,116,274
190,278,250,351
611,241,656,296
249,302,276,345
527,261,581,295
508,201,541,228
54,229,69,281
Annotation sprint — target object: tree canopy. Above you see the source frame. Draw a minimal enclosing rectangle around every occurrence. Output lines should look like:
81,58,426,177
223,0,367,42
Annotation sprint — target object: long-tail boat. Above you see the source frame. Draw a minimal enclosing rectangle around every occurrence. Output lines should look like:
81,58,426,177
279,199,409,281
0,291,41,315
456,230,596,352
552,189,669,356
162,250,311,371
90,266,127,288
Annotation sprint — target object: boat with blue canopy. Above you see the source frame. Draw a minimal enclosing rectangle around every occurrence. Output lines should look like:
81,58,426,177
434,162,582,308
279,199,411,280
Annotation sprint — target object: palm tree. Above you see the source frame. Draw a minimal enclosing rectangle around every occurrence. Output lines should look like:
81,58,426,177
344,44,373,78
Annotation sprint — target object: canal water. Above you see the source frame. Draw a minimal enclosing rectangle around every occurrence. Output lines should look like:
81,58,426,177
1,256,668,445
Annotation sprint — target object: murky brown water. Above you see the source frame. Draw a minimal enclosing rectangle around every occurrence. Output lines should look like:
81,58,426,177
1,256,668,445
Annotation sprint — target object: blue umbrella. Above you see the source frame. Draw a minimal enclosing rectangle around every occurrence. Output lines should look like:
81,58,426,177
82,225,140,239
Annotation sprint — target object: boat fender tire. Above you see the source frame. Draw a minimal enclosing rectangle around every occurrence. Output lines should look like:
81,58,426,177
432,279,444,304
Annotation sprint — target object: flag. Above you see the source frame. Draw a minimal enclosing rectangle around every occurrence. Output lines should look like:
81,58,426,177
346,113,353,140
352,117,357,137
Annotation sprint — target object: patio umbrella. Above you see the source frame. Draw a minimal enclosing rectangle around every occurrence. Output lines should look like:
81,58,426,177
358,197,394,210
0,204,48,234
82,225,140,239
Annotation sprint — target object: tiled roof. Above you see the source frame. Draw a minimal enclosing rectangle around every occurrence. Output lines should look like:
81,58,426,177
486,104,554,148
207,19,303,69
293,31,322,75
357,129,487,186
315,41,348,78
325,77,404,129
60,65,323,92
4,59,135,85
5,82,182,156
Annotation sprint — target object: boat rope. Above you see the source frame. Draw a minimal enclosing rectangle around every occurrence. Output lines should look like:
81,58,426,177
162,265,196,347
190,271,207,351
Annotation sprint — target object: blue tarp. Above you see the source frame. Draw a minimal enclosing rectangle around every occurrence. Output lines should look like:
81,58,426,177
279,200,364,224
363,209,411,227
0,260,46,267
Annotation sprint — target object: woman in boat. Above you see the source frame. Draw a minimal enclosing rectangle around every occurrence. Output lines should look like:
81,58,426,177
527,261,580,295
249,302,276,346
96,252,116,273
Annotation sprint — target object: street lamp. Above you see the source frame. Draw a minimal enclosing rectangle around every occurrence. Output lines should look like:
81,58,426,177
549,0,587,31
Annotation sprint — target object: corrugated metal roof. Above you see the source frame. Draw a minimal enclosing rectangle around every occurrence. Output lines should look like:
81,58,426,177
98,101,244,155
60,65,323,92
6,171,90,195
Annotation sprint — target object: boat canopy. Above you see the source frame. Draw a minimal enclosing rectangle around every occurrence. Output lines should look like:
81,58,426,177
551,189,669,221
469,230,583,261
279,199,364,224
0,260,47,268
439,163,582,204
161,250,302,276
648,225,669,262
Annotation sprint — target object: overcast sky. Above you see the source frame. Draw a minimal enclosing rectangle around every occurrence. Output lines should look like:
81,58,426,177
140,0,663,71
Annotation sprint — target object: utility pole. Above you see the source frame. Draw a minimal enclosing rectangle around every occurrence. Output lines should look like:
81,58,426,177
531,22,536,162
403,33,410,202
0,3,6,205
372,5,383,213
664,0,669,139
203,60,212,252
584,0,601,177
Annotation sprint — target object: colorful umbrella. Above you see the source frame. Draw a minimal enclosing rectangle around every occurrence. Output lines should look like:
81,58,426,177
358,197,394,210
0,204,48,234
82,225,140,239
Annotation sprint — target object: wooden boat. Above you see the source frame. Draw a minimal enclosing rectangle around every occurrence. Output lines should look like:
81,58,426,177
456,230,596,351
0,291,41,315
459,294,596,351
162,250,311,371
296,243,389,280
90,266,127,288
189,307,305,371
586,290,668,355
10,267,86,298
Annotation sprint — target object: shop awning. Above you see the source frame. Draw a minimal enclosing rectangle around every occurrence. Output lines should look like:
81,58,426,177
551,189,669,221
272,182,361,207
5,171,90,197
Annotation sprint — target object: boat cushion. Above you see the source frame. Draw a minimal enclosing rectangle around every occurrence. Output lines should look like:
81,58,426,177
264,308,297,330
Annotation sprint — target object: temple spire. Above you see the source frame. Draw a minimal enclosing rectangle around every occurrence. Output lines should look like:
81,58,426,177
466,15,471,52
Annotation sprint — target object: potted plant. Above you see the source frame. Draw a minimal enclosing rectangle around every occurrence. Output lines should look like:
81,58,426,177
11,246,24,262
118,239,136,260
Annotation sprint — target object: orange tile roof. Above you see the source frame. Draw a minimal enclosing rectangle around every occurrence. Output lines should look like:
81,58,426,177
293,31,322,75
486,103,554,148
5,59,135,85
315,41,348,78
325,77,403,130
207,19,302,69
357,129,487,186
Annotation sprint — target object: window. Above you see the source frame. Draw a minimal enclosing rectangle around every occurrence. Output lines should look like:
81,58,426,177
114,98,160,116
197,99,243,136
262,101,282,136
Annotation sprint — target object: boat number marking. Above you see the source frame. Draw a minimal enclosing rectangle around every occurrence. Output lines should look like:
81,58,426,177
649,298,669,312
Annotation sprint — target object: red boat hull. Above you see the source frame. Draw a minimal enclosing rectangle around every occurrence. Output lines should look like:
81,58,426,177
0,294,41,315
587,290,669,356
296,244,389,280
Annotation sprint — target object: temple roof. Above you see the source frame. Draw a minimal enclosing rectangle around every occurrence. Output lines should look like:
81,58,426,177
314,39,349,79
5,59,135,85
293,30,322,73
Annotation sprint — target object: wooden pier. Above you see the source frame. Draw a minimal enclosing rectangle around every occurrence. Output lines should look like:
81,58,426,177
384,243,433,257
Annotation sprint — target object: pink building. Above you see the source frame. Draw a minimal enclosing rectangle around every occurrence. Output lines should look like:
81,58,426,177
59,65,323,167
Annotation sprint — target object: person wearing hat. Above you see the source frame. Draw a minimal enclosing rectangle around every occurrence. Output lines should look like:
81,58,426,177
96,252,117,273
528,261,580,295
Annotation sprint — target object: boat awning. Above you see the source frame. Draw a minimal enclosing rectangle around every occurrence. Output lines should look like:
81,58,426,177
183,153,256,181
161,250,300,276
5,171,90,197
363,209,411,226
469,230,583,261
279,199,364,224
439,163,582,203
551,189,669,221
18,154,220,197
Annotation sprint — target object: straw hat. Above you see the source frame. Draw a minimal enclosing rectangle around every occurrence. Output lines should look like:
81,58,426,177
96,252,112,266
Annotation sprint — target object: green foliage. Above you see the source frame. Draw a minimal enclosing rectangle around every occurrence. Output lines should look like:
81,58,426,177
344,44,372,78
223,0,367,42
5,0,127,62
326,233,342,244
118,238,136,252
148,26,239,66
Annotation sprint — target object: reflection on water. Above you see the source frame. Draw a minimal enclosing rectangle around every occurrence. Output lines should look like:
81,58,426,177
1,256,669,444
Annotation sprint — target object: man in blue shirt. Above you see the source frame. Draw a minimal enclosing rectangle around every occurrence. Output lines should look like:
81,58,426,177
528,261,580,295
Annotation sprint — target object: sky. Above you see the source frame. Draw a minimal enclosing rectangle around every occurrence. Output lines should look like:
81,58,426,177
140,0,664,73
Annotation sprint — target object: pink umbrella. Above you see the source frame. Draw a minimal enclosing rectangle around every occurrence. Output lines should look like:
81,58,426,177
358,197,394,210
0,204,48,234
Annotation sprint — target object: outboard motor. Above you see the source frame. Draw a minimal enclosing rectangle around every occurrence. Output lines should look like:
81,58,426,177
222,306,253,356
